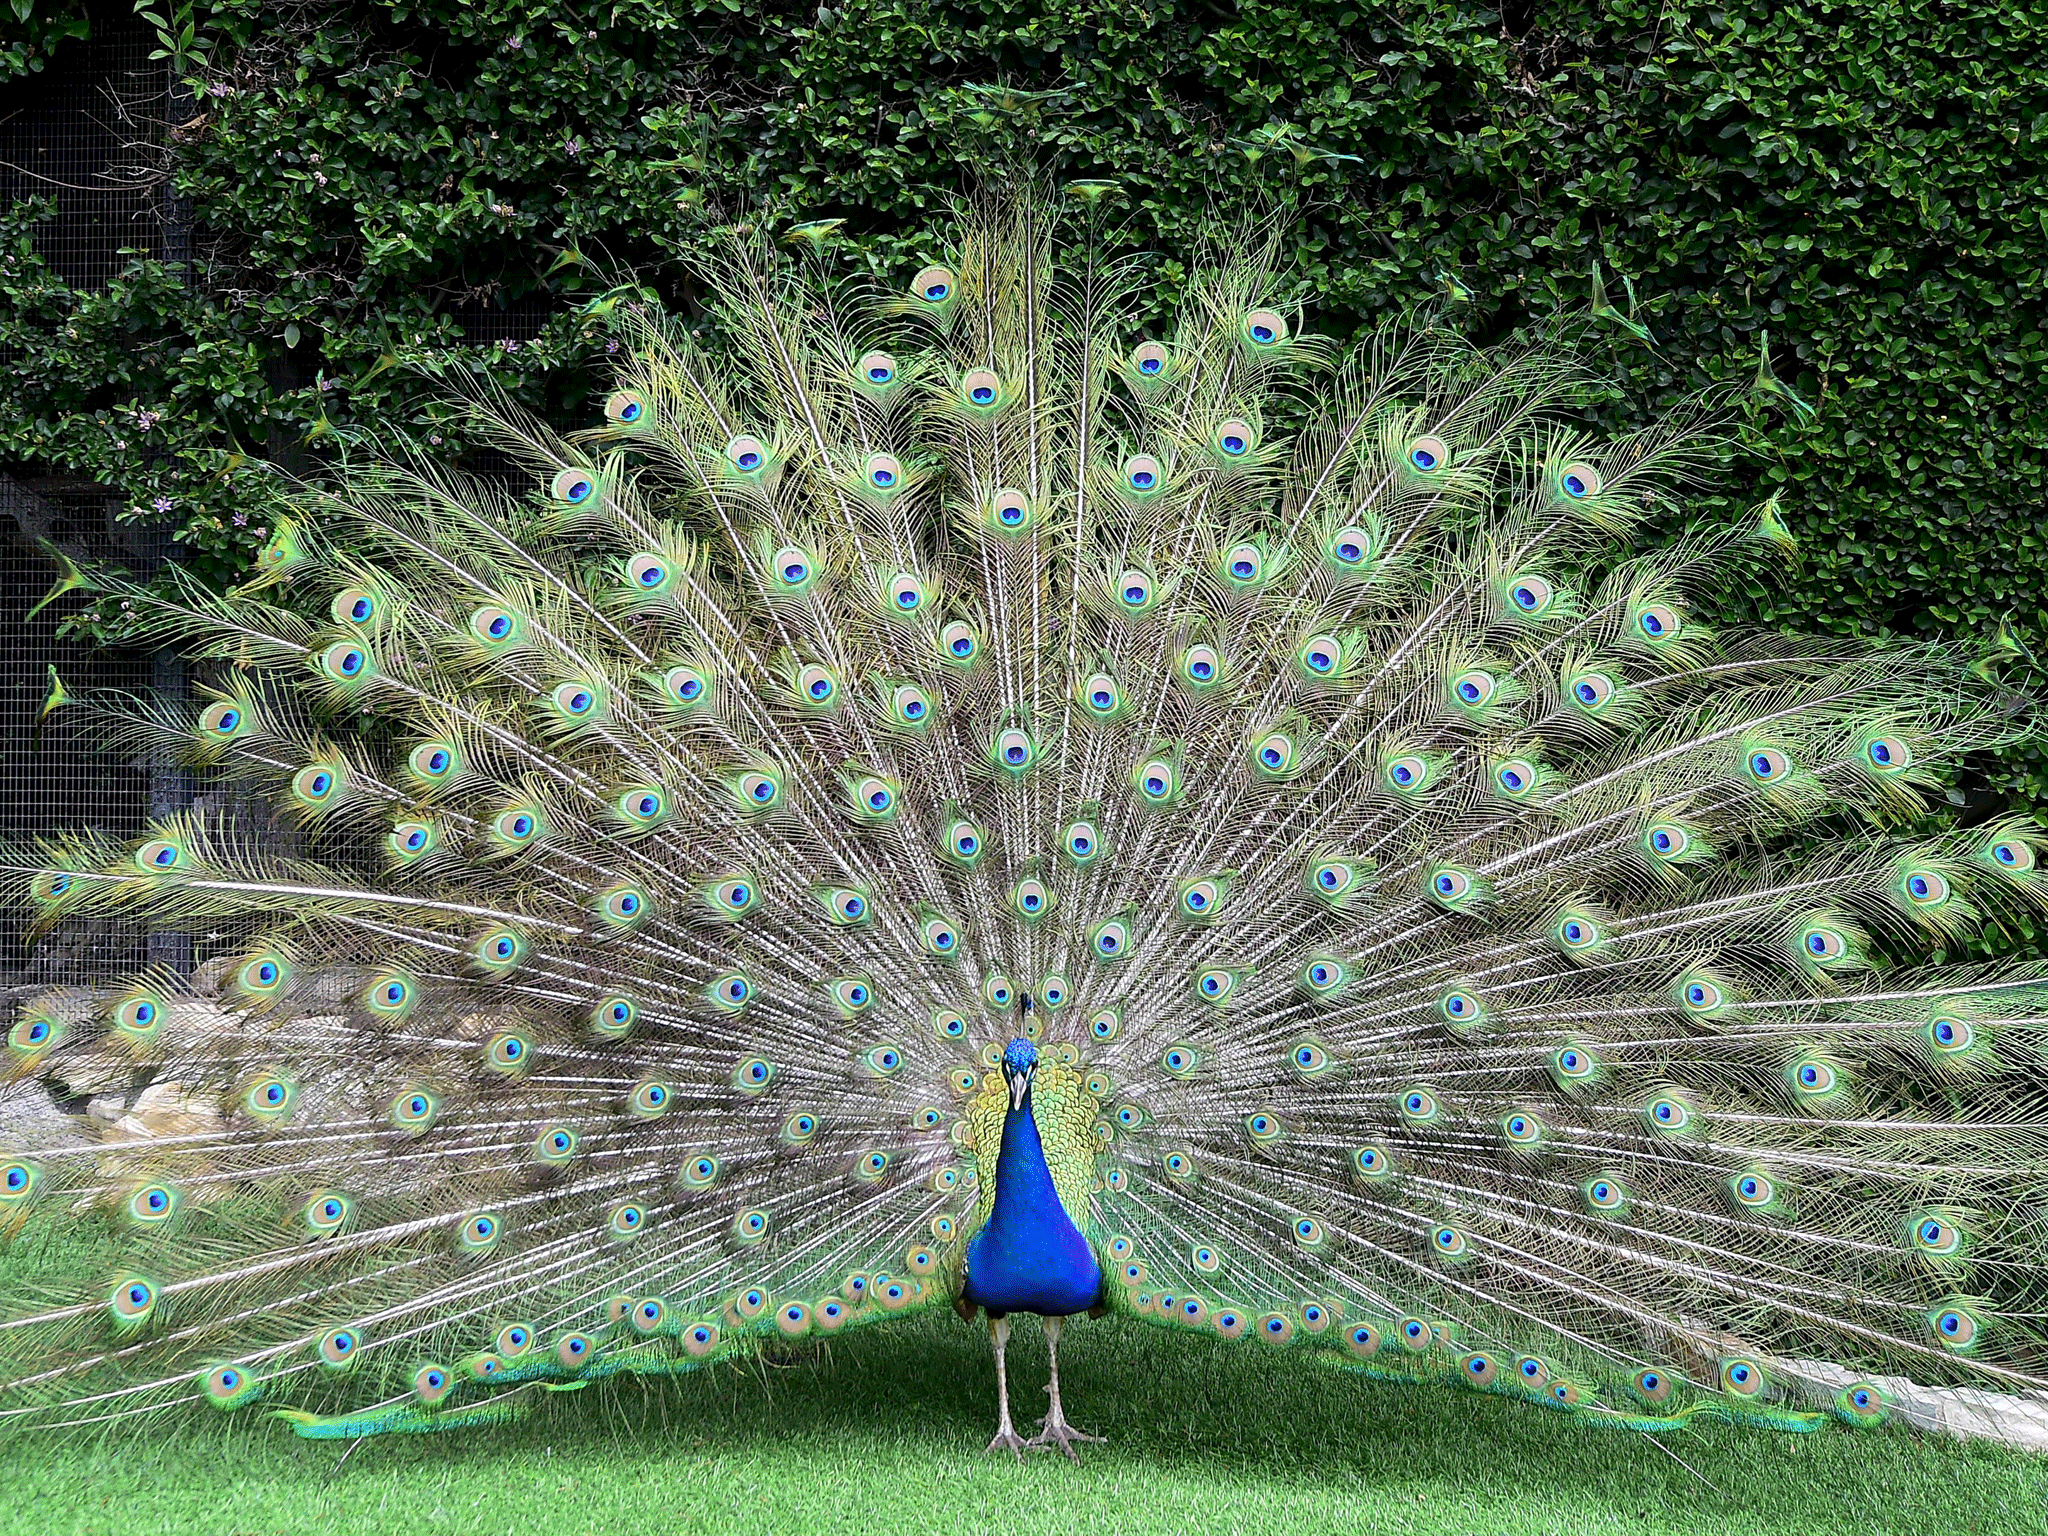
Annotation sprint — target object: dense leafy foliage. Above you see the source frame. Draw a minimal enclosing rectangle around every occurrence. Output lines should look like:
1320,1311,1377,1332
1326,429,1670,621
3,0,2043,798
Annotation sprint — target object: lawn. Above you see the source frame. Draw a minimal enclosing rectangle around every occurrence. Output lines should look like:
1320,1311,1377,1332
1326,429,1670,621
1,1305,2042,1536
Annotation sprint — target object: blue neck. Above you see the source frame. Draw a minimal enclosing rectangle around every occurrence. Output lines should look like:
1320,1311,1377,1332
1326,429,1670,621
963,1083,1103,1317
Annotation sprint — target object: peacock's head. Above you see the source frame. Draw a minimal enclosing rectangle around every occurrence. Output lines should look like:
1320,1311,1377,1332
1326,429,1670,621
1001,1037,1038,1110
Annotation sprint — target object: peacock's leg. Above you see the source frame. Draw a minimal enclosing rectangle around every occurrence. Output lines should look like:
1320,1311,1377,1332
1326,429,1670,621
985,1314,1030,1459
1027,1314,1105,1461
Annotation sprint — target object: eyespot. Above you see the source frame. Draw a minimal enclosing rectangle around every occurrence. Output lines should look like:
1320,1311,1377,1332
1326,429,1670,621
590,995,637,1037
1064,820,1102,862
1719,1357,1764,1396
1501,1111,1542,1148
293,763,342,804
783,1111,819,1145
546,462,600,505
1352,1144,1391,1179
857,350,896,385
1645,823,1691,859
1635,603,1681,641
864,450,905,493
911,264,954,304
1327,524,1372,568
484,1031,532,1073
863,1044,906,1078
1926,1015,1975,1056
822,886,869,924
1679,975,1725,1013
1130,341,1168,377
1040,973,1067,1009
1010,877,1051,920
1930,1307,1980,1349
626,552,671,593
1558,462,1601,500
733,1054,776,1093
1384,754,1429,792
608,1202,648,1239
1311,860,1356,898
1213,417,1254,458
834,977,875,1013
1506,574,1555,615
1082,671,1122,717
1089,1008,1120,1041
1135,757,1177,803
1222,542,1264,586
682,1154,721,1188
1437,987,1483,1028
1180,643,1221,687
994,727,1035,771
1901,869,1950,906
319,1328,361,1367
736,771,782,811
1252,732,1294,776
1487,757,1537,800
605,389,648,425
470,605,520,646
1429,867,1473,904
1289,1040,1328,1075
1244,308,1287,346
1645,1094,1692,1133
126,1183,180,1226
768,546,820,594
1451,669,1495,708
1568,671,1616,711
555,1332,596,1369
1790,1057,1839,1096
921,916,960,956
727,435,769,474
682,1322,722,1357
1555,913,1601,951
555,678,606,719
456,1210,501,1252
1299,634,1341,676
653,669,710,715
1399,1087,1439,1122
1746,746,1791,781
1432,1227,1469,1260
1799,924,1848,962
1302,956,1346,994
197,699,247,739
960,368,1001,409
1912,1215,1963,1256
389,1088,438,1133
1180,879,1223,919
1123,456,1162,495
710,877,758,915
532,1125,579,1163
1245,1112,1283,1145
1407,434,1450,472
1091,918,1130,959
890,684,934,726
943,818,984,862
493,806,541,845
1988,836,2037,872
1584,1175,1627,1211
629,1080,671,1119
1552,1044,1596,1083
1863,734,1912,773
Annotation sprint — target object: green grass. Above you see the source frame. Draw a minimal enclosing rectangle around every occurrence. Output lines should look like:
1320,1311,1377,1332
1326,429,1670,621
4,1309,2043,1536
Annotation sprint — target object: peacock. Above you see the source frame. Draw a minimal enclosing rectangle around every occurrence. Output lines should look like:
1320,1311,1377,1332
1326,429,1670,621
4,194,2045,1461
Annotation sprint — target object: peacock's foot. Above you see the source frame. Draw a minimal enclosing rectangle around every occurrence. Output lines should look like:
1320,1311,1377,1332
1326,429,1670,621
986,1425,1032,1460
1026,1412,1106,1463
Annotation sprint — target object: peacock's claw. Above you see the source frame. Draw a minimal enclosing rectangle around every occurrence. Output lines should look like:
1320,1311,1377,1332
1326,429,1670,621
985,1426,1031,1460
1026,1413,1105,1463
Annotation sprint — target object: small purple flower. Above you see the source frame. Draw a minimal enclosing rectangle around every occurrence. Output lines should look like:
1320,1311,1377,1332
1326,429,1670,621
604,339,620,354
152,495,174,514
135,409,160,432
319,377,334,391
208,81,227,97
429,433,443,445
232,512,248,527
314,171,328,186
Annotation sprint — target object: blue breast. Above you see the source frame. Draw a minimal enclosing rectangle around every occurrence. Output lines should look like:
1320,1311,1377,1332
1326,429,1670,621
962,1092,1103,1317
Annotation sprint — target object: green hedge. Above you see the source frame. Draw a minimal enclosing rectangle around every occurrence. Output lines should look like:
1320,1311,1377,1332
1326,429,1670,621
4,0,2044,797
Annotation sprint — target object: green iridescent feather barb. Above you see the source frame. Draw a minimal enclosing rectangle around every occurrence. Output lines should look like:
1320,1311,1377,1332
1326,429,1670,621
2,195,2043,1458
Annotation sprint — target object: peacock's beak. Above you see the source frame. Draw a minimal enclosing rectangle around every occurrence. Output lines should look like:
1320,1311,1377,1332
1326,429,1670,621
1009,1068,1031,1111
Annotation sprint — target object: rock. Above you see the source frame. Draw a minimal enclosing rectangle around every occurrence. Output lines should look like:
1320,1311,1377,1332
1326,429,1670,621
109,1079,225,1141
